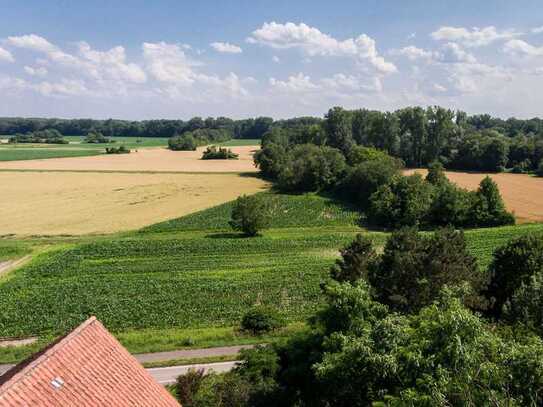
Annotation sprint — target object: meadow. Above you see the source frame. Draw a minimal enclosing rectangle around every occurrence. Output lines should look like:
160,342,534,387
0,136,169,161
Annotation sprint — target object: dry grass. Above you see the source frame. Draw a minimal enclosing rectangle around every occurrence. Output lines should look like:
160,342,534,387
0,145,259,173
0,171,268,236
407,169,543,223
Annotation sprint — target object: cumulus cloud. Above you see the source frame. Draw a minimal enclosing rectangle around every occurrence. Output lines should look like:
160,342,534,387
269,72,319,93
431,26,521,47
247,21,396,74
210,42,242,54
437,43,477,63
504,39,543,56
391,45,434,61
0,46,14,62
143,41,197,85
24,66,48,77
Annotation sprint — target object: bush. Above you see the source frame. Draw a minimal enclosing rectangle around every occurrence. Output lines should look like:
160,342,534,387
368,174,434,228
201,146,239,160
105,145,130,154
277,144,346,192
485,234,543,317
241,306,285,335
253,143,287,179
229,194,271,237
84,131,110,144
425,160,447,185
175,368,206,407
169,133,198,151
428,181,473,226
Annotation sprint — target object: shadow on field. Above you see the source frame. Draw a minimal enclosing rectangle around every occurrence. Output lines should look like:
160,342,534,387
205,232,248,239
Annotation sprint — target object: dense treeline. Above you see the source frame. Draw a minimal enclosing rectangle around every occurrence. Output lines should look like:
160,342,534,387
8,129,67,144
255,132,514,229
175,230,543,406
0,116,281,139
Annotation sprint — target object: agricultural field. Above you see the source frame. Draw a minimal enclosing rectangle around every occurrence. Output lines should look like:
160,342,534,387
1,191,542,348
407,169,543,223
0,145,259,172
0,136,169,161
0,171,268,236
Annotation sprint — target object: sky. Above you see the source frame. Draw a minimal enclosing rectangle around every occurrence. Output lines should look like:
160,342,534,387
0,0,542,120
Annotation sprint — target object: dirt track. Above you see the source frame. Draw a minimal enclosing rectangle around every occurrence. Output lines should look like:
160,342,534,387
407,169,543,223
0,145,259,173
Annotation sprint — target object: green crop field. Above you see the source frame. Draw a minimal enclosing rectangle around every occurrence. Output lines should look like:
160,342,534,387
1,192,543,342
0,136,169,161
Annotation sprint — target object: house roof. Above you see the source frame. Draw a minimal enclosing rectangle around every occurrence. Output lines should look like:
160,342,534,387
0,317,180,406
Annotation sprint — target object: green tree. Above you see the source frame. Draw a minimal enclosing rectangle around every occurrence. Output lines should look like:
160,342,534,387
330,234,377,283
229,194,271,236
471,176,515,227
324,107,354,153
168,133,198,151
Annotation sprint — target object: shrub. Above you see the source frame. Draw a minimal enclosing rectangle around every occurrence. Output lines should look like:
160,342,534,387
485,234,543,317
277,144,346,192
105,145,130,154
229,194,271,237
241,306,285,335
201,146,239,160
84,131,110,144
428,182,473,226
169,133,198,151
425,160,448,185
368,174,433,228
175,368,206,407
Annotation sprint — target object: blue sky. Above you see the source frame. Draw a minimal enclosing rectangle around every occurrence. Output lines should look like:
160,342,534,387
0,0,542,119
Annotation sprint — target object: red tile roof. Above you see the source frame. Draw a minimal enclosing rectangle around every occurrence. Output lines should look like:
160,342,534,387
0,317,180,406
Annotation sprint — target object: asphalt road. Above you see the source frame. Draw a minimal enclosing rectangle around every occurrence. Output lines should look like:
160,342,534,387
148,361,239,385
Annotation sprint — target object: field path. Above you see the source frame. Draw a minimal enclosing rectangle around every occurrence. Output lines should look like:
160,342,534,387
0,255,32,278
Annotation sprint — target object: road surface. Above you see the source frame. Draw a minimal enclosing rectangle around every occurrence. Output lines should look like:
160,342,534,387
148,361,238,385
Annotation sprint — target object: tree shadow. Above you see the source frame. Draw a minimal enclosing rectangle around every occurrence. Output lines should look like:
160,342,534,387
205,232,249,239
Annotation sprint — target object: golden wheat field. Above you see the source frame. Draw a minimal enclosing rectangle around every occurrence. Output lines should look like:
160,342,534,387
0,171,268,236
407,169,543,223
0,145,259,173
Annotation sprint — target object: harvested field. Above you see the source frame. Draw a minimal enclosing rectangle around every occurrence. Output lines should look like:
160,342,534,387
0,171,268,236
0,145,259,172
406,169,543,223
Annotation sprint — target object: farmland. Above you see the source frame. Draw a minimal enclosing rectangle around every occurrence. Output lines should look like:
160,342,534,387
1,191,542,344
0,136,169,161
0,171,268,236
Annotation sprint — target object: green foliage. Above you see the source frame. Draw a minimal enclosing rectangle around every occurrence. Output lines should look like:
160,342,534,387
253,143,287,179
241,306,285,335
84,131,111,144
105,145,130,154
239,282,543,406
9,129,67,144
229,194,271,236
324,107,354,153
330,234,376,284
201,146,239,160
486,234,543,317
277,144,346,192
537,159,543,176
471,176,515,227
341,151,402,208
176,368,206,407
368,174,434,228
425,160,447,185
504,274,543,335
370,228,482,313
169,133,198,151
142,192,361,233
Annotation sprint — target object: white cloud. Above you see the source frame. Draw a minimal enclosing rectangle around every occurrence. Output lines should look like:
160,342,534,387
391,45,434,61
0,46,14,63
504,39,543,56
431,26,521,47
272,55,280,63
143,42,197,85
24,66,48,77
432,83,447,93
247,21,396,74
532,26,543,34
210,42,242,54
437,43,477,63
269,72,319,93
